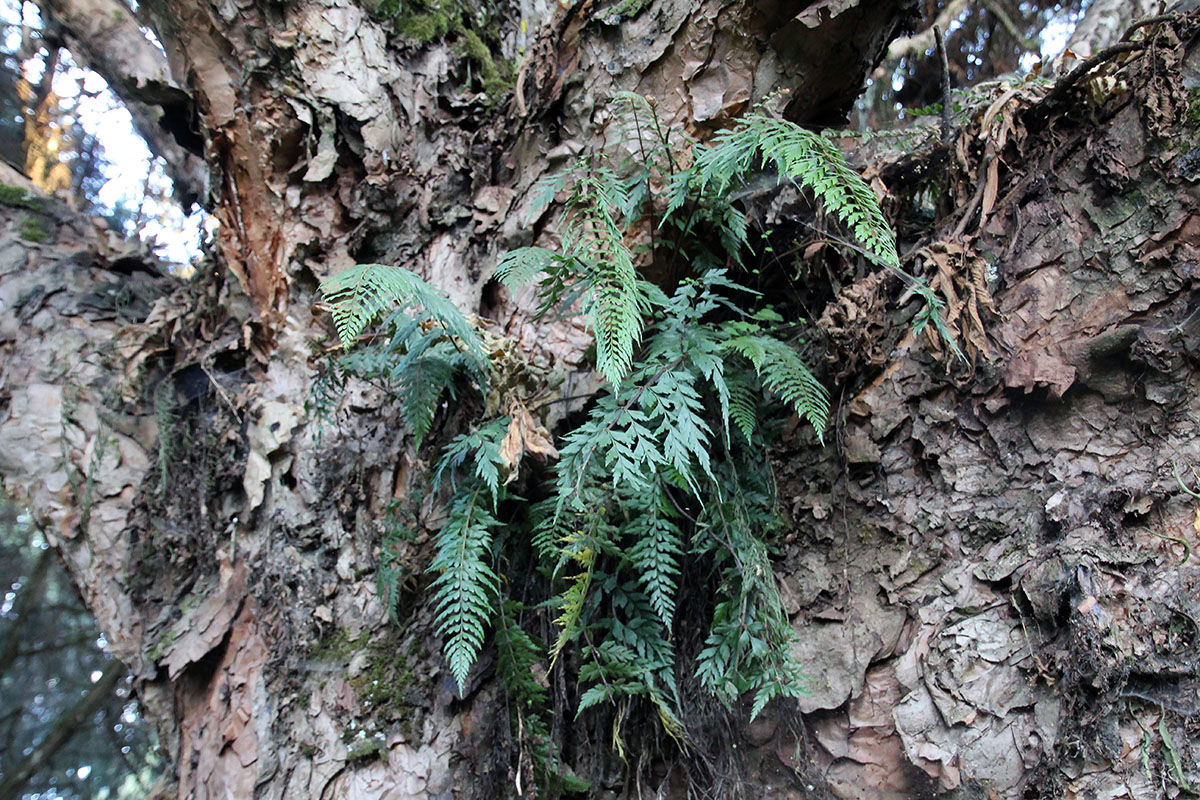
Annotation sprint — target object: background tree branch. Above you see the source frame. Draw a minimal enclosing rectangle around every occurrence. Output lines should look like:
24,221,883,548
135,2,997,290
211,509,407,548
40,0,206,205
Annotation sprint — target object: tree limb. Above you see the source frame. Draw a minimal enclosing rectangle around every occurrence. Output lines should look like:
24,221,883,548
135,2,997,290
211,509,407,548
1040,41,1146,108
934,25,954,143
888,0,971,60
980,0,1039,51
0,547,53,679
40,0,206,206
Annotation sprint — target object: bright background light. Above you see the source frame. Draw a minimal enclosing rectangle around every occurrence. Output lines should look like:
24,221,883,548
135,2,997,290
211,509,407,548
1,0,206,266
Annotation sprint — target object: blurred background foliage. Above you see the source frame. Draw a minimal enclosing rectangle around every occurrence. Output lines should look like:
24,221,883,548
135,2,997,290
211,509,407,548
856,0,1091,128
0,502,163,800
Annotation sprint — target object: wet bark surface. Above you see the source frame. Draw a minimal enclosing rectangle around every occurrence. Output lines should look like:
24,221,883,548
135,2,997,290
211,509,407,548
1,2,1199,799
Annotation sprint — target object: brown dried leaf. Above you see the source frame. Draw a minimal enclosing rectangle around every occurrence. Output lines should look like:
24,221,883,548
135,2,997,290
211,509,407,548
499,402,558,484
918,242,995,367
979,157,1000,228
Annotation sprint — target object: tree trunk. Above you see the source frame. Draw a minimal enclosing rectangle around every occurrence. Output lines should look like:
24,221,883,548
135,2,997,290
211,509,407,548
1,4,1198,800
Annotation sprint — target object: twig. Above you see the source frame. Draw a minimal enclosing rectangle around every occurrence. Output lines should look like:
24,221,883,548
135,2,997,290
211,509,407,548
1040,41,1145,108
199,360,242,421
1122,14,1178,42
934,25,954,144
515,53,530,117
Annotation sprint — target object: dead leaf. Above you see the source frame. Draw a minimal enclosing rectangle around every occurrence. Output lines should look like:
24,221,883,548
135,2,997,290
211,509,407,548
979,157,1000,228
162,561,248,679
499,402,558,484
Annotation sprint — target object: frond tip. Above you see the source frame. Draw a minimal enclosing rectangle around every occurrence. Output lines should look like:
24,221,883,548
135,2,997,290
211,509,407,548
319,264,488,371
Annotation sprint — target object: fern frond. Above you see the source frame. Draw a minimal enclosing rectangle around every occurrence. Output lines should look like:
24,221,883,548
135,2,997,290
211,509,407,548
494,246,560,288
724,334,829,439
433,418,509,502
549,535,597,668
319,264,489,372
429,483,501,693
648,369,714,491
494,599,591,791
685,114,899,269
911,284,965,360
610,91,680,181
568,170,643,383
527,171,569,223
583,253,642,383
393,352,457,447
553,353,718,507
495,600,548,709
626,505,682,628
727,372,759,442
694,464,805,717
377,514,415,626
576,615,685,745
529,497,568,559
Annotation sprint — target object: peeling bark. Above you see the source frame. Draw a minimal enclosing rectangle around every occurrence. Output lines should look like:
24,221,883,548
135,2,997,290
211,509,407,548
3,3,1199,800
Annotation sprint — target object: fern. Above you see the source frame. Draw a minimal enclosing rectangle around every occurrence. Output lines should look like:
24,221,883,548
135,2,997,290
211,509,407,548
495,159,655,383
314,91,948,780
320,263,489,372
495,600,548,711
694,460,805,720
433,418,509,500
723,332,830,441
377,507,416,626
529,496,572,560
680,114,899,269
547,524,604,667
494,246,560,289
727,372,760,443
495,600,591,793
318,265,494,449
625,488,682,628
575,581,685,751
428,482,501,693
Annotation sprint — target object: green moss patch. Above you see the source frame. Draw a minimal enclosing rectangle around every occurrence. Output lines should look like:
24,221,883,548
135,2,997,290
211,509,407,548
18,216,50,243
376,0,513,101
0,183,41,210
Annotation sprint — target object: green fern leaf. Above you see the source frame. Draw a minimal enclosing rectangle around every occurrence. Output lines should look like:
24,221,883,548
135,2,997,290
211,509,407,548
434,418,509,503
394,351,457,447
626,507,682,628
727,373,759,442
319,264,489,373
687,114,899,269
429,484,500,693
724,334,829,439
495,600,548,709
549,538,596,668
494,246,559,288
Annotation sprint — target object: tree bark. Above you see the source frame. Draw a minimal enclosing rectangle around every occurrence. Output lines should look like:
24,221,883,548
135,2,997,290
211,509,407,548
1065,0,1171,55
1,4,1199,800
